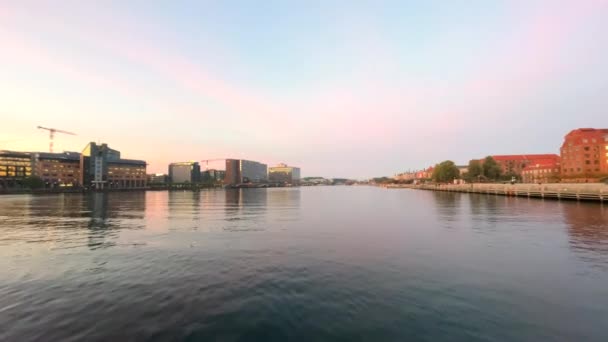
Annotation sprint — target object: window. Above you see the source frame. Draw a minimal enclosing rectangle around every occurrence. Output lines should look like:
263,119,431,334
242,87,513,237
592,138,597,143
583,139,588,143
584,147,590,151
585,160,591,165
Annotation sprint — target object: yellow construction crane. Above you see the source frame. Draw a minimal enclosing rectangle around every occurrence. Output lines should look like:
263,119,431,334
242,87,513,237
37,126,76,153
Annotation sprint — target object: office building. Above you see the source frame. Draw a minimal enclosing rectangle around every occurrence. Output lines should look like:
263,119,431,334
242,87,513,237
560,128,608,182
522,160,561,183
268,163,301,185
32,152,81,187
201,169,225,183
0,151,32,188
169,162,201,183
147,173,169,184
80,142,147,190
224,159,267,185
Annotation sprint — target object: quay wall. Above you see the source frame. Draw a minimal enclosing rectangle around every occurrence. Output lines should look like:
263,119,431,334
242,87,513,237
386,183,608,202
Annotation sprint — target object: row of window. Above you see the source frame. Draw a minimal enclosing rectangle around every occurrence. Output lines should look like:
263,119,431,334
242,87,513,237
563,168,601,173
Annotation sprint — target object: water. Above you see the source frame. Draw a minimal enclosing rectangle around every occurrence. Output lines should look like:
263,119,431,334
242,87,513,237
1,187,607,341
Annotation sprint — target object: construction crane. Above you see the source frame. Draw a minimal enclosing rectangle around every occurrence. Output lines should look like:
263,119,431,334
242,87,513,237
201,159,225,170
37,126,76,153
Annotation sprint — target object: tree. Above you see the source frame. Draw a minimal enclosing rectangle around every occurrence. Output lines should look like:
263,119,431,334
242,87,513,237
483,156,502,181
463,160,483,182
432,160,460,183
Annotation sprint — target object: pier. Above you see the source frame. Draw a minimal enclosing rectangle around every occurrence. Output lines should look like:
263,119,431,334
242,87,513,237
386,183,608,202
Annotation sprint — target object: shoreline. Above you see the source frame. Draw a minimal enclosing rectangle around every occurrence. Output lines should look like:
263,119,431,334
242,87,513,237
385,183,608,203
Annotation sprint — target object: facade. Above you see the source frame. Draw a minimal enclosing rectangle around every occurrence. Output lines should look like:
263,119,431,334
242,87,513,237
268,163,301,185
169,162,201,184
522,161,561,184
224,159,268,185
147,173,169,184
0,151,32,188
488,154,560,176
560,128,608,182
32,152,81,187
201,169,225,183
80,142,146,190
394,166,434,182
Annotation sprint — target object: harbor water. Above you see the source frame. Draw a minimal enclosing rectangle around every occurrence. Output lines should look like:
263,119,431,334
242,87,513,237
1,187,607,341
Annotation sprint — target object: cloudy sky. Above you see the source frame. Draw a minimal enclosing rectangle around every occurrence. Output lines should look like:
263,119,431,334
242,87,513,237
1,0,607,178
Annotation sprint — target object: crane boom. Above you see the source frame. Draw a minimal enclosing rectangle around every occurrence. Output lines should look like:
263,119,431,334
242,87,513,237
37,126,77,152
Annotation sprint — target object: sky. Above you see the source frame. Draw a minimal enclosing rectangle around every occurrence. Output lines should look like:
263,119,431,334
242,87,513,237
1,0,608,178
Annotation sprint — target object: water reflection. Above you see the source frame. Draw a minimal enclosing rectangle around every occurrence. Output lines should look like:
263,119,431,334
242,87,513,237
87,192,115,249
431,192,462,223
223,189,268,231
562,202,608,268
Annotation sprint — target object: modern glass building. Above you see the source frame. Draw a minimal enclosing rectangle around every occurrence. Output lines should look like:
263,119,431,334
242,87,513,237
169,162,201,184
268,163,301,185
0,151,32,188
80,142,147,190
224,159,268,185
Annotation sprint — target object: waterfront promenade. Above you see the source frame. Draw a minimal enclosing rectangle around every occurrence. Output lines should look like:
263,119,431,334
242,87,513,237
386,183,608,202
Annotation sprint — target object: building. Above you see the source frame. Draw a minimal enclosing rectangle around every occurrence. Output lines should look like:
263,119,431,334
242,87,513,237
147,173,169,184
201,169,225,183
32,152,81,188
168,162,201,184
268,163,301,185
488,154,561,176
80,142,147,190
522,160,561,183
224,159,268,185
0,151,32,188
560,128,608,182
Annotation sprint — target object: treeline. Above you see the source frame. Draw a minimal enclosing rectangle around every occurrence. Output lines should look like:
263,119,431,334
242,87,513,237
374,156,519,184
433,157,516,183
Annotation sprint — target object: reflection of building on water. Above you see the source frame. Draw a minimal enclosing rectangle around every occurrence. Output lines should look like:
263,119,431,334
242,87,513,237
167,190,202,221
223,189,268,231
267,188,301,208
562,202,608,260
87,192,146,249
431,191,463,221
224,188,268,209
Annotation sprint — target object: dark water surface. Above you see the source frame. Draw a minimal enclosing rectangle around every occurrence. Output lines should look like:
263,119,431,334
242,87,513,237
1,187,608,341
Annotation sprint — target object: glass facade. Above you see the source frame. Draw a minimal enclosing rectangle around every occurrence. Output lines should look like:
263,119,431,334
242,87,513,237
0,152,32,188
268,164,301,185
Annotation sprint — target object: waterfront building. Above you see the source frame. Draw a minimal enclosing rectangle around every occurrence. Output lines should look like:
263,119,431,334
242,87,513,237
80,142,147,190
224,159,268,185
560,128,608,182
32,152,81,187
522,161,561,184
169,162,201,184
487,154,560,176
0,151,32,188
201,169,225,183
268,163,301,185
147,173,169,185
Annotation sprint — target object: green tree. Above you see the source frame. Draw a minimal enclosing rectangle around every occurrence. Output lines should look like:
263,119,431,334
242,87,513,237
22,176,45,189
432,160,460,183
463,159,484,182
482,156,502,181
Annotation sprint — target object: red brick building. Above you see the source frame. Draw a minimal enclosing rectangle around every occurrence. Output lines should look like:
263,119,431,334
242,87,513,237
560,128,608,182
521,161,561,183
489,154,561,176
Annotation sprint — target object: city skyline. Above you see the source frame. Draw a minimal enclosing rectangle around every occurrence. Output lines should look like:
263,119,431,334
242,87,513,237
2,1,608,178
